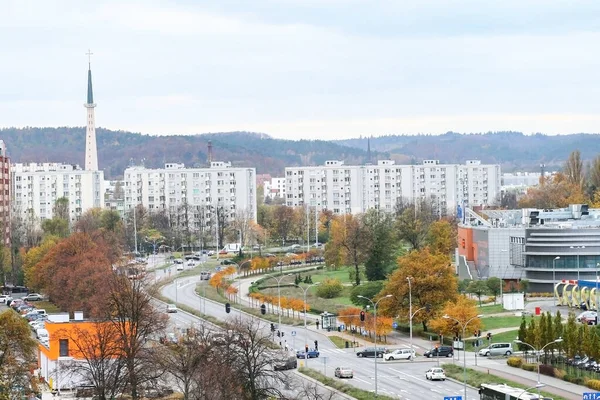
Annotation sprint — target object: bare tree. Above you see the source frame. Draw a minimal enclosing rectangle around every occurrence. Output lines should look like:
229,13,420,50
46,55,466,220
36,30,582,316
564,149,584,189
231,208,254,256
58,322,127,400
106,276,167,400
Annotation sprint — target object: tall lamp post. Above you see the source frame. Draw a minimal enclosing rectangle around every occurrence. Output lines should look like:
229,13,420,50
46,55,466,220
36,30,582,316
358,294,393,398
443,314,483,400
298,282,320,365
553,256,560,306
570,245,585,281
596,263,600,313
514,338,563,399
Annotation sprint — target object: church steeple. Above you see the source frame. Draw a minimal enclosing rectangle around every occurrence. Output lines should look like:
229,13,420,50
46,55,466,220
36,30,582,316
84,49,98,171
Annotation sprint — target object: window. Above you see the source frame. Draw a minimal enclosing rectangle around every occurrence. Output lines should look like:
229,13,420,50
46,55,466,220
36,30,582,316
59,339,69,357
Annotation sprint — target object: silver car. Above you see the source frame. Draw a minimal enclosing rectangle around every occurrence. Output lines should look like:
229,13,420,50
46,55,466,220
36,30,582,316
478,343,513,357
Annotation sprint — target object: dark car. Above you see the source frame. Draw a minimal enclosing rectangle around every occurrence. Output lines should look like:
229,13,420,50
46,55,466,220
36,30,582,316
274,356,298,371
356,347,388,358
296,349,320,359
424,346,454,358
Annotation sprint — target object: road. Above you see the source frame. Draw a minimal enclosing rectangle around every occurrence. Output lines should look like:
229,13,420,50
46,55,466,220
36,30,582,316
162,276,481,400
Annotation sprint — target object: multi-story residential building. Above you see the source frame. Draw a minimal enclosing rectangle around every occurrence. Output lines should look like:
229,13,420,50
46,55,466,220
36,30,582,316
123,161,257,221
0,140,10,245
264,177,286,201
11,163,104,224
104,180,125,217
284,159,501,215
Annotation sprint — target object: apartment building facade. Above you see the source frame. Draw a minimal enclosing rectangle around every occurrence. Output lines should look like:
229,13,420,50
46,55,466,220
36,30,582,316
0,140,10,245
123,161,257,221
11,163,104,224
264,177,286,201
284,159,501,215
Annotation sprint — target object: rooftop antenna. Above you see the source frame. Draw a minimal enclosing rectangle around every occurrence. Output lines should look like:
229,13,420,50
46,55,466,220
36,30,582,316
208,140,213,164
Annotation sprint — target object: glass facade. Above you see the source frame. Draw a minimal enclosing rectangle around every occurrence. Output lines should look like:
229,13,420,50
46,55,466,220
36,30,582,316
527,255,600,270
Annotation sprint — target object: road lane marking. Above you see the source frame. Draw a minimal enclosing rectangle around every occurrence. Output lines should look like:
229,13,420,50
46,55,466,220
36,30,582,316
354,377,372,385
388,368,429,384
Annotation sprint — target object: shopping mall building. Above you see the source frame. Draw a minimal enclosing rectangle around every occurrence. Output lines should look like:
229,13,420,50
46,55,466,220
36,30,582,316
457,204,600,293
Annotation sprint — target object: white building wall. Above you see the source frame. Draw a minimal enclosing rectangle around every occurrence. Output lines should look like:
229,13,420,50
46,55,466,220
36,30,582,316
123,162,257,221
11,163,104,224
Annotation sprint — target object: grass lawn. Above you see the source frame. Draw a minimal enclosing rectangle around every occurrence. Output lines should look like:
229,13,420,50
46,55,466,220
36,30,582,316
298,368,396,400
478,304,506,314
308,266,354,284
261,285,354,315
442,363,569,400
481,315,537,331
328,335,348,349
34,301,62,313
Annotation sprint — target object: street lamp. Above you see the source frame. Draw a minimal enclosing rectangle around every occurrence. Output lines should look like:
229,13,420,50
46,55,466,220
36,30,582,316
570,245,585,281
553,256,560,306
273,274,292,329
298,282,320,365
596,263,600,313
514,337,563,399
443,314,483,400
357,294,393,398
517,383,546,399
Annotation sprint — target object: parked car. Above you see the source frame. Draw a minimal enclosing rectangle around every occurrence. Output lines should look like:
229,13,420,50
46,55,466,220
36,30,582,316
567,355,582,365
334,366,353,378
478,343,513,357
384,348,415,361
424,346,454,358
296,349,320,359
174,258,184,264
24,293,43,301
577,311,596,322
187,260,195,267
582,313,598,325
356,347,388,358
425,367,446,381
207,250,215,256
273,356,298,371
0,294,12,304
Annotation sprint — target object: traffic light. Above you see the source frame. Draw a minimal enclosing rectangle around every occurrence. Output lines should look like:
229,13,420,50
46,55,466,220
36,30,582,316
477,330,481,337
425,303,431,312
260,304,266,315
225,302,231,314
360,311,366,322
270,323,275,332
281,331,284,337
314,340,318,350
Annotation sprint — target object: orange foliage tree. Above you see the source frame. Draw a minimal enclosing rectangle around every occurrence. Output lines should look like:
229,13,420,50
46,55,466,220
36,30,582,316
338,307,362,330
518,172,586,209
428,296,482,338
377,248,458,331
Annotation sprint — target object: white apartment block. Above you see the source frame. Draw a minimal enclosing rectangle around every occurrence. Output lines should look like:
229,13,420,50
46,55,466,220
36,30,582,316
11,163,104,223
123,162,257,221
264,177,286,200
285,160,501,215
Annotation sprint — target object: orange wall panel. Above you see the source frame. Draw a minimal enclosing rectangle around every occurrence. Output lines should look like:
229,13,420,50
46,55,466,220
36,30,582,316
457,226,474,260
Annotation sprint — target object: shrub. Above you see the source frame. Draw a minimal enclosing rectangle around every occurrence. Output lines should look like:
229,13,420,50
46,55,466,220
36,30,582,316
506,357,523,368
538,364,555,377
316,278,344,299
522,363,537,372
553,368,566,380
586,379,600,391
564,374,584,385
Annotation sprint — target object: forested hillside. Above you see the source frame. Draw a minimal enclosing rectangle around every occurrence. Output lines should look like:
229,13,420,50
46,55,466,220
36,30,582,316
1,128,598,179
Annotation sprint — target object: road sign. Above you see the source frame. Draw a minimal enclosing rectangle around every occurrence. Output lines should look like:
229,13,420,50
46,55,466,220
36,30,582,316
392,322,398,329
291,331,296,336
583,393,600,400
444,397,462,400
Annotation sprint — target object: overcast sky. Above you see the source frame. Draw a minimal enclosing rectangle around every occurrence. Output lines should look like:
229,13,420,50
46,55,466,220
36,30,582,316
2,0,600,140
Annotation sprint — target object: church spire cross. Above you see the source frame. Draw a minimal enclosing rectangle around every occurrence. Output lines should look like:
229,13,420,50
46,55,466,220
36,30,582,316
86,49,93,67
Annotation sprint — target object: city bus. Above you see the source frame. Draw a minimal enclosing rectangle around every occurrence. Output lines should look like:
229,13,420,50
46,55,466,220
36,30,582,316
479,383,552,400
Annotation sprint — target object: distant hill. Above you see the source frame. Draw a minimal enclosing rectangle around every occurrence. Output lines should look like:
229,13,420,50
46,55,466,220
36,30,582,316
0,127,382,179
0,128,597,179
335,131,600,172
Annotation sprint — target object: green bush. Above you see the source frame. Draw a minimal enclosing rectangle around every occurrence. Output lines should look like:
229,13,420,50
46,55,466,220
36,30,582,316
564,374,584,385
315,278,343,299
506,357,523,368
522,363,537,372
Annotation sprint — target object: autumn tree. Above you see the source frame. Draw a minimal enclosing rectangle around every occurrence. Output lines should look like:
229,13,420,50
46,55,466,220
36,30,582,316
467,280,489,306
0,310,37,400
106,276,168,400
327,214,369,285
518,173,585,209
59,322,127,400
337,307,362,331
74,208,104,233
428,296,481,339
564,149,584,190
35,233,114,317
589,156,600,199
271,205,296,245
363,210,396,281
22,236,59,291
377,248,457,331
425,220,456,256
394,198,438,250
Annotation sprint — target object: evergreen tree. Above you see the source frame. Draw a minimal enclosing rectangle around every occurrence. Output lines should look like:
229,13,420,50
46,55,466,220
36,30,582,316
553,310,563,354
563,312,577,358
525,318,536,354
517,316,528,352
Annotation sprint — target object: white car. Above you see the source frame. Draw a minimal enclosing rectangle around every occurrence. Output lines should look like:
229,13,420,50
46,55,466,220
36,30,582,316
577,311,597,322
187,260,195,267
0,294,12,304
384,348,416,361
425,367,446,381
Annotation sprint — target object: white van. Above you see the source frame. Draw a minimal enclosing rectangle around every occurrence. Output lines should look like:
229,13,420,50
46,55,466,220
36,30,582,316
36,328,49,340
478,343,513,357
